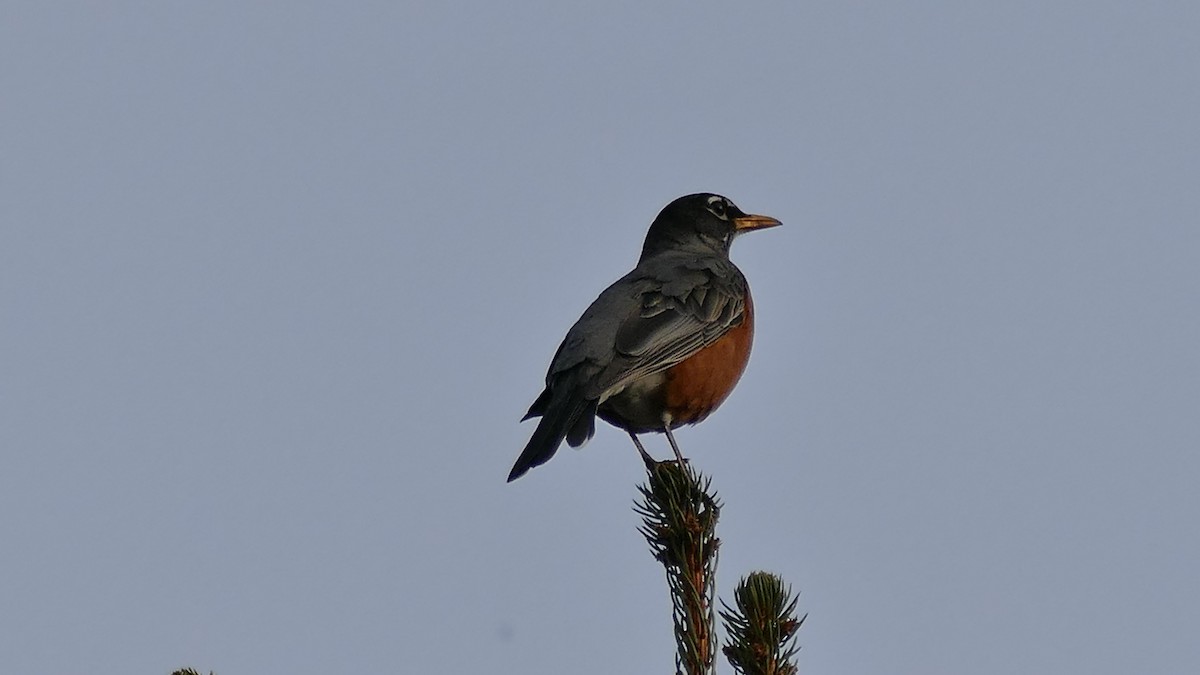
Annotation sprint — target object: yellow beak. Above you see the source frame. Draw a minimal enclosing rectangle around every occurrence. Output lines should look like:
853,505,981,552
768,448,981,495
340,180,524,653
732,213,782,232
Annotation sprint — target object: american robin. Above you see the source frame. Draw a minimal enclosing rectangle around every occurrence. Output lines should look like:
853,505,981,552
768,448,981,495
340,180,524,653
507,193,780,482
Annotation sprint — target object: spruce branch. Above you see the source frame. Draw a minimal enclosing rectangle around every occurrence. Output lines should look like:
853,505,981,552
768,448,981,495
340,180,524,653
720,572,805,675
635,461,722,675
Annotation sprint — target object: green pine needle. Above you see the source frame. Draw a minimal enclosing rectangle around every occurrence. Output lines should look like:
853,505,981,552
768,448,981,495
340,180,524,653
720,572,805,675
635,461,722,675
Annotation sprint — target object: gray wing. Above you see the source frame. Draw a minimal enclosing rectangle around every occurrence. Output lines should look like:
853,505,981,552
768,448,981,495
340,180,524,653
544,254,747,400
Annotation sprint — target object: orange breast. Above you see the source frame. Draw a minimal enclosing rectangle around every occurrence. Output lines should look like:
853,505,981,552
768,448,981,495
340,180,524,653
662,292,754,425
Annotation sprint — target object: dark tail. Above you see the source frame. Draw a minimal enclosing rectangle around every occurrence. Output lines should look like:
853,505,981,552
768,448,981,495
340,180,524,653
508,393,598,482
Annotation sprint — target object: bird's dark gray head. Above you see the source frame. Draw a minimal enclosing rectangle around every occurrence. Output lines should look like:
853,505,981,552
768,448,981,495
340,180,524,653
640,193,781,261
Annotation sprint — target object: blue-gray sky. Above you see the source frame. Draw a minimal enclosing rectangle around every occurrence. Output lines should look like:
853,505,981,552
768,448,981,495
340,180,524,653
3,2,1198,674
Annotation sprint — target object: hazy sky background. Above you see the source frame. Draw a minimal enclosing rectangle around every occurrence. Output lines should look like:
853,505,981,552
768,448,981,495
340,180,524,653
3,2,1198,674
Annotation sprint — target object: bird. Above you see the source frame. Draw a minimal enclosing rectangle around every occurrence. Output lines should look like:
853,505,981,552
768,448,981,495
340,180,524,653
507,193,780,482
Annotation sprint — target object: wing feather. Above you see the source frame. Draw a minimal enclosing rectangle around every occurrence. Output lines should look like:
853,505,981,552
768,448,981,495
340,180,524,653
590,257,746,397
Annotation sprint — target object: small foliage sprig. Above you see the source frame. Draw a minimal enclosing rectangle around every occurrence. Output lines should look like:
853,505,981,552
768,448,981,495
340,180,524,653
720,572,805,675
636,461,722,675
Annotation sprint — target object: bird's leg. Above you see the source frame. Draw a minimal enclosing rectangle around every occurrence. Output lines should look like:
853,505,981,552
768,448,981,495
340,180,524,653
664,424,687,466
628,432,657,470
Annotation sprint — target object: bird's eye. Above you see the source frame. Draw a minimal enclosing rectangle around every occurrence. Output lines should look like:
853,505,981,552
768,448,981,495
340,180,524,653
706,197,728,219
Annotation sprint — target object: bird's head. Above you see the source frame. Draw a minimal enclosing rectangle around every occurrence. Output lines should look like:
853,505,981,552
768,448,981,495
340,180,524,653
640,193,781,261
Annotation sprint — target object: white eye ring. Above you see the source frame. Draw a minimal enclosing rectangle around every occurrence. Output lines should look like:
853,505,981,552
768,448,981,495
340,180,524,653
706,196,728,219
